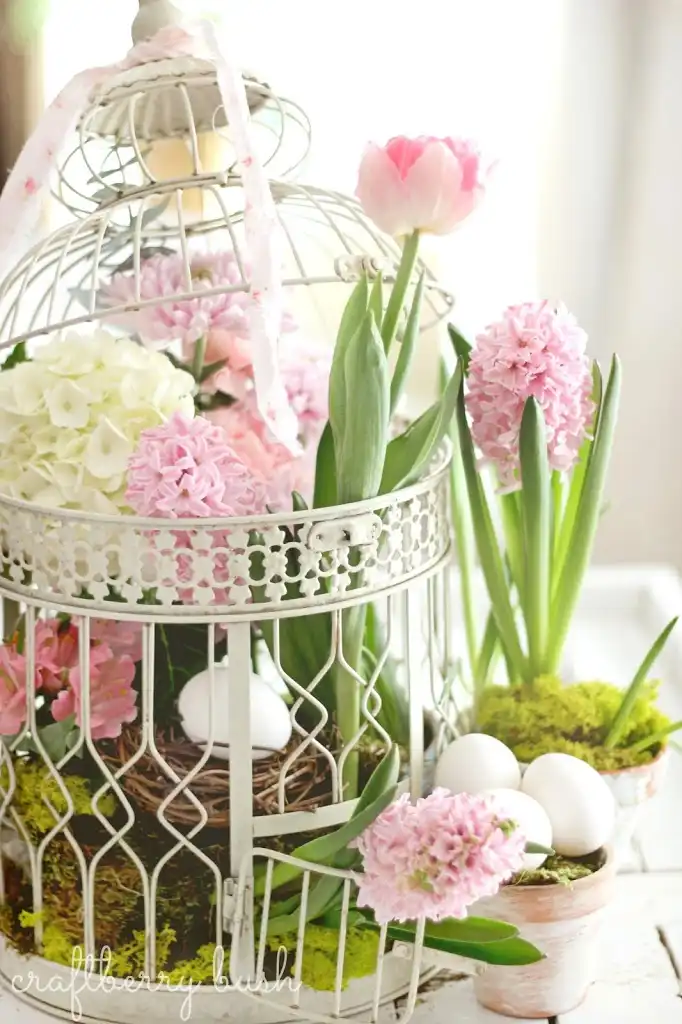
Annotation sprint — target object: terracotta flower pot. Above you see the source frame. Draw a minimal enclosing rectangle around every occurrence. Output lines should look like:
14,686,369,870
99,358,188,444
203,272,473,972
471,847,616,1019
599,747,668,863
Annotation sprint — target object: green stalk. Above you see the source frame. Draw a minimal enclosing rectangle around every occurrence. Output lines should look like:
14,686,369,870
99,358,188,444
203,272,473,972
473,610,501,703
192,335,207,380
547,356,621,672
628,720,682,754
604,616,678,749
381,230,420,355
519,399,551,680
335,601,367,799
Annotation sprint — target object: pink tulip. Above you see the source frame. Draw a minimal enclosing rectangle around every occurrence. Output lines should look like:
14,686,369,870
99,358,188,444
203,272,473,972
356,135,489,237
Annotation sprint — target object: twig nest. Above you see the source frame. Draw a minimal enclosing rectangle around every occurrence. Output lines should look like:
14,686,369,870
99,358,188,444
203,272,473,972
435,733,521,794
178,666,292,760
521,752,616,857
481,788,553,870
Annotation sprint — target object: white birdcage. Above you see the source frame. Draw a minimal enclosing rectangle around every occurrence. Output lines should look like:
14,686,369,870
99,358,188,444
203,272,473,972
0,7,460,1023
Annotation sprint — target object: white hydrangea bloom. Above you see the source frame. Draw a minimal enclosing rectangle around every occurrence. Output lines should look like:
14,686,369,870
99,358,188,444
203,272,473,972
0,329,195,513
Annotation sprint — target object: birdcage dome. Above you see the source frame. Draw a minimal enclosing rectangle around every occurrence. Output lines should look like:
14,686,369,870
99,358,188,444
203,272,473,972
55,55,312,221
0,173,453,351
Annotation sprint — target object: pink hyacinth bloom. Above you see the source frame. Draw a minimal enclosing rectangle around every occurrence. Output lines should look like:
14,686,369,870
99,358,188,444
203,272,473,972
206,337,330,510
90,620,143,663
0,646,27,737
33,619,79,694
466,301,595,490
352,789,525,925
356,135,490,237
126,411,267,518
100,251,296,395
52,644,137,741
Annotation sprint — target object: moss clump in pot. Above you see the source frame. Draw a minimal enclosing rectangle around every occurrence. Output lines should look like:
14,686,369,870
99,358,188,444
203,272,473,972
476,675,671,771
509,848,606,887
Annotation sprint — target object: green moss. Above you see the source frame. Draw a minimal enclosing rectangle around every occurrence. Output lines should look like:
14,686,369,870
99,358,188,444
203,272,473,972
160,944,225,985
477,675,670,771
510,852,601,887
108,923,176,978
271,926,380,992
1,759,116,836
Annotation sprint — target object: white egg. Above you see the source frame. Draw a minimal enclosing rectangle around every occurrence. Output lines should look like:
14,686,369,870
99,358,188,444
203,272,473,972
435,733,521,795
481,787,553,870
178,666,292,761
521,753,616,857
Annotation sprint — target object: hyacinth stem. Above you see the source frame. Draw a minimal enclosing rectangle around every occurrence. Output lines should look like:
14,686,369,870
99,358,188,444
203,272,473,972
518,398,551,681
192,335,207,381
381,229,420,356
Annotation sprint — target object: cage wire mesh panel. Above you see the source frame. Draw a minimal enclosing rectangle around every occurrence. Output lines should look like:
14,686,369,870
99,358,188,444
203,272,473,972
0,35,459,1024
0,478,455,1023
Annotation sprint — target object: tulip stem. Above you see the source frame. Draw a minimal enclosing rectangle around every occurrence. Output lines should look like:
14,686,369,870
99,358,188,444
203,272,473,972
381,229,420,356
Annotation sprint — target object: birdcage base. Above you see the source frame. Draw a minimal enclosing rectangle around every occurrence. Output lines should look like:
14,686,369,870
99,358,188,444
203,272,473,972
0,939,438,1023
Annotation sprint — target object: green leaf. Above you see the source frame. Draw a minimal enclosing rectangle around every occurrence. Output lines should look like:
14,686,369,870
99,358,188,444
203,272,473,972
499,491,525,602
605,616,678,748
390,272,424,415
198,358,228,383
256,773,398,895
455,382,527,681
519,398,551,679
312,423,337,509
38,717,79,763
328,277,369,441
548,356,621,671
474,610,501,695
364,606,410,745
553,362,602,590
381,361,462,493
291,491,308,513
369,273,384,330
266,873,345,936
525,841,555,856
335,312,390,504
629,719,682,754
364,917,544,965
447,323,472,376
2,341,28,371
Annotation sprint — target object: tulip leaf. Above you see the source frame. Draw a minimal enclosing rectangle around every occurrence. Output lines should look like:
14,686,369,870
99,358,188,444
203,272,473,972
335,312,390,504
381,360,462,493
312,422,337,508
605,616,679,748
519,397,551,679
390,271,424,415
369,272,384,330
328,276,370,444
266,873,345,936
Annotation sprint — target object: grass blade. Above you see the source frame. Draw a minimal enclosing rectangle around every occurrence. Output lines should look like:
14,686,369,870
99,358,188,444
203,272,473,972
519,398,551,679
605,616,678,748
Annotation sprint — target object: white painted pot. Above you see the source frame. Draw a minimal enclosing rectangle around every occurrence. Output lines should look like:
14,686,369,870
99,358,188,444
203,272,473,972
599,748,669,863
472,847,616,1019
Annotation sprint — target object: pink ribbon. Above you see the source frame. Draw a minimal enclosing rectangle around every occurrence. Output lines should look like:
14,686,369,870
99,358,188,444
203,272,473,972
0,21,300,454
